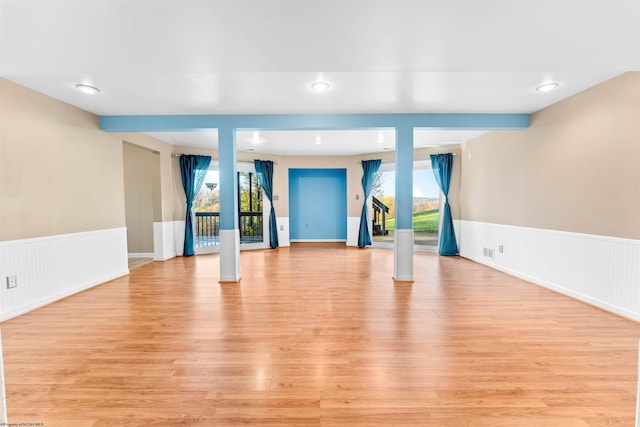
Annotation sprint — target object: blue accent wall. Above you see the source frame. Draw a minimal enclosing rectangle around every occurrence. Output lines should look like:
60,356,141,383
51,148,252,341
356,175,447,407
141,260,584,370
289,169,347,241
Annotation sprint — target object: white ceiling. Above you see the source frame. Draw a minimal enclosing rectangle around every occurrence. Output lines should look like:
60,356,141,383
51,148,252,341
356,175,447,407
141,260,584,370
1,0,638,155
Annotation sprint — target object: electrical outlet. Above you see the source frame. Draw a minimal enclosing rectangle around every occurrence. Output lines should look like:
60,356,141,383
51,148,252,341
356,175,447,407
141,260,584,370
280,225,284,231
6,275,17,289
498,245,504,253
356,194,360,200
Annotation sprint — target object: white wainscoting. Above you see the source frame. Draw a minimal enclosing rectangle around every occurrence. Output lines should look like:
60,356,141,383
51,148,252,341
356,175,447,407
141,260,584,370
173,220,186,257
0,227,129,322
346,217,361,247
459,220,640,321
276,217,290,247
153,221,181,261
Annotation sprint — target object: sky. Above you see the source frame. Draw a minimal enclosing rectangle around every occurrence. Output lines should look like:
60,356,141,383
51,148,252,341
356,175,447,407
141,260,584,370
380,169,441,199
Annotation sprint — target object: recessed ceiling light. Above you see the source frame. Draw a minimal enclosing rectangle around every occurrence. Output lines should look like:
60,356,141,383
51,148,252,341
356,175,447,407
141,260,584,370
377,132,385,143
75,83,101,94
311,81,330,92
535,82,559,93
315,135,322,145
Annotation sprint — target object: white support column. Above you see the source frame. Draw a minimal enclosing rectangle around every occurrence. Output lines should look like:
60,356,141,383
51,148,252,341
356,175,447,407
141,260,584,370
218,126,241,282
394,229,414,281
219,229,240,282
393,126,414,281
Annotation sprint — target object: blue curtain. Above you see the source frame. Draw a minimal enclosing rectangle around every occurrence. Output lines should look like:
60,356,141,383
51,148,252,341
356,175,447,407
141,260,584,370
430,153,458,256
357,159,382,248
254,160,279,249
179,155,211,256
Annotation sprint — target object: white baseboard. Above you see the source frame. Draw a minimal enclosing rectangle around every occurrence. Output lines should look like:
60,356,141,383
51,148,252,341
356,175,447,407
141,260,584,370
128,252,154,258
459,220,640,322
0,228,129,322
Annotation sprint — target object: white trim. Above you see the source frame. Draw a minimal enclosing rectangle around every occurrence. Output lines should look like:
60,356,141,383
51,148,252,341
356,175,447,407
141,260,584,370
459,220,640,322
174,220,186,257
0,227,129,322
0,227,127,248
346,217,361,247
276,217,290,247
153,221,179,260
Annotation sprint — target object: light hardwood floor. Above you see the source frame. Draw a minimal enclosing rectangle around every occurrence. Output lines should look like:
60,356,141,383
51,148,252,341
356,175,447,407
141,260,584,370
2,243,639,426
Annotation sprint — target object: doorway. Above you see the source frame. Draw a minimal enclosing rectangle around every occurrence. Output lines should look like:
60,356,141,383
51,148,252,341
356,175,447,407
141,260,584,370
122,142,161,266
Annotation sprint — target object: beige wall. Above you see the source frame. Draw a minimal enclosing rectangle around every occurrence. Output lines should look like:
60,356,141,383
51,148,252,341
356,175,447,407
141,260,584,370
460,71,640,240
117,133,175,222
123,142,159,253
0,78,126,241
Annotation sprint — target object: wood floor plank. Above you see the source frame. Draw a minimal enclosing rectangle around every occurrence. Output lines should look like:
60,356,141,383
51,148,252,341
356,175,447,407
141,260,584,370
1,243,639,425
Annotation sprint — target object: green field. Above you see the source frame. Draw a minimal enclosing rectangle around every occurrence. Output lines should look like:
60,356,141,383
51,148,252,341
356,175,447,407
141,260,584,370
385,209,439,232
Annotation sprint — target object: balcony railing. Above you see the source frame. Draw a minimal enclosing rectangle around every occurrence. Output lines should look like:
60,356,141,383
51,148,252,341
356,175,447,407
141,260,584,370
239,212,263,243
195,212,220,247
195,212,263,246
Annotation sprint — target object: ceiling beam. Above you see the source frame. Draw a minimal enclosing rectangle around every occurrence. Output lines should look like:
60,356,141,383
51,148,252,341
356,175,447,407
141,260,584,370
100,113,529,132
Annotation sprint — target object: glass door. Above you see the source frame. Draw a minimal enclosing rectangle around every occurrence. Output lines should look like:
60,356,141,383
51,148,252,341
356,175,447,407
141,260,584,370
371,161,440,251
194,165,220,254
371,164,396,248
194,162,269,253
413,160,440,251
237,163,268,250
